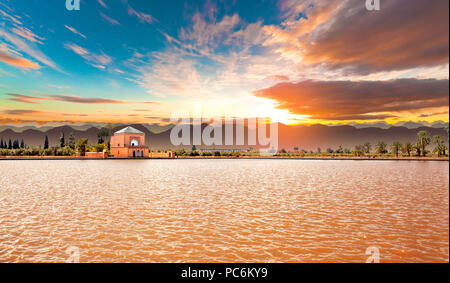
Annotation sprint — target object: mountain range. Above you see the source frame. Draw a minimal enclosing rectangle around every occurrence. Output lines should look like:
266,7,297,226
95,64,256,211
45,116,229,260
0,123,448,151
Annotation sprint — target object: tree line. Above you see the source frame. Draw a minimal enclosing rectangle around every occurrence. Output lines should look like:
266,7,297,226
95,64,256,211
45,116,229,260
280,130,449,158
0,128,113,157
0,138,25,149
1,128,448,158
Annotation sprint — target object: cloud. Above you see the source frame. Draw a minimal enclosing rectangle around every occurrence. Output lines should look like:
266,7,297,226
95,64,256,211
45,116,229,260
48,84,71,89
0,9,22,25
7,93,46,104
269,75,290,81
0,50,40,69
118,0,449,124
64,42,112,70
0,28,60,71
100,12,121,26
254,79,450,121
5,93,131,105
10,26,45,44
3,109,42,115
64,43,88,56
126,4,156,24
277,0,449,75
64,25,86,39
419,111,449,118
179,13,240,54
46,94,129,104
134,11,293,100
97,0,108,9
143,101,162,105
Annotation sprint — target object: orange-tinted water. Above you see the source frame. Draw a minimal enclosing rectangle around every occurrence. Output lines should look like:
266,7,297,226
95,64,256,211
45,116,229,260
0,160,448,263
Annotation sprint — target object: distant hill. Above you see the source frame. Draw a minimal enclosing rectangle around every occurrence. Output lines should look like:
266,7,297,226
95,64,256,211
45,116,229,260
340,120,449,129
0,123,448,151
1,120,447,134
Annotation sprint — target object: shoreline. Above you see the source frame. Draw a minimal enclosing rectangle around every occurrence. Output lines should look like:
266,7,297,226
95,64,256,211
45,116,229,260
0,156,448,162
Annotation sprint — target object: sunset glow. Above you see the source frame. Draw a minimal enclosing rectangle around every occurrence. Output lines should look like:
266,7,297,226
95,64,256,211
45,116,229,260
0,0,448,126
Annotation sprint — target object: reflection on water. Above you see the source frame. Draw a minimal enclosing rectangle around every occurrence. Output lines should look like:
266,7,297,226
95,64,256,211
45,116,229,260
0,160,448,263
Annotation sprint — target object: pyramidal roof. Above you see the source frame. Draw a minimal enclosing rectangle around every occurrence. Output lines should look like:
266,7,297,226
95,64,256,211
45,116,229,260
115,126,144,134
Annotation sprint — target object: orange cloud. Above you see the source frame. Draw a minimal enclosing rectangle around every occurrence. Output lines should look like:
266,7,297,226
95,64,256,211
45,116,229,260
254,79,449,121
269,75,290,81
301,0,449,74
0,50,40,69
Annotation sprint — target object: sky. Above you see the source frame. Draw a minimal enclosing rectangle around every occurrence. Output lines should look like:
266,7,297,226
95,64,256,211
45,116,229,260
0,0,449,126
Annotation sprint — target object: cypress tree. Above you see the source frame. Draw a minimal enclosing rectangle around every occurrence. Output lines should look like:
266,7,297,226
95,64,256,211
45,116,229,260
68,132,75,149
8,139,12,149
60,131,65,148
44,136,49,149
0,137,3,149
13,139,19,149
20,139,25,149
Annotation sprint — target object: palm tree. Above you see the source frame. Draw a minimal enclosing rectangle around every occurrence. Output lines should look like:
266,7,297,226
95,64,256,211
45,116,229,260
376,141,388,155
60,131,65,148
76,139,89,156
68,132,76,149
353,145,364,157
391,141,402,158
363,142,372,157
433,135,447,157
417,130,431,157
97,129,109,144
402,141,413,157
413,143,421,157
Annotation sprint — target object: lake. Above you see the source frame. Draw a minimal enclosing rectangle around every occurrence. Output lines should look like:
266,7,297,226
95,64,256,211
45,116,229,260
0,159,448,263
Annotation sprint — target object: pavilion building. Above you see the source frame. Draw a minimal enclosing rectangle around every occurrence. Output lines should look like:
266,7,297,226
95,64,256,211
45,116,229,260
110,126,149,158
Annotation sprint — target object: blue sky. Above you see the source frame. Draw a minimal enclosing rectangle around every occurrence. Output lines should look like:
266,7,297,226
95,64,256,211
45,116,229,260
0,0,448,125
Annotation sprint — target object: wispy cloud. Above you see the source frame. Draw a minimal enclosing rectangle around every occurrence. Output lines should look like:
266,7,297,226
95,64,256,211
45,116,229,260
100,12,121,26
7,93,46,104
64,42,112,70
6,93,131,105
10,26,45,44
64,25,86,39
133,10,294,100
97,0,108,9
47,94,128,104
0,8,22,25
0,50,40,69
0,28,60,71
124,1,157,24
48,84,71,90
3,109,42,115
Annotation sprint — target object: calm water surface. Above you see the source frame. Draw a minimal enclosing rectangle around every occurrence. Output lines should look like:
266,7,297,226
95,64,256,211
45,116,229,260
0,160,448,263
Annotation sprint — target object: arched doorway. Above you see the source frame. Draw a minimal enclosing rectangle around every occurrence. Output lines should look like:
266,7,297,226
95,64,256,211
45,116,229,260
133,150,136,158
